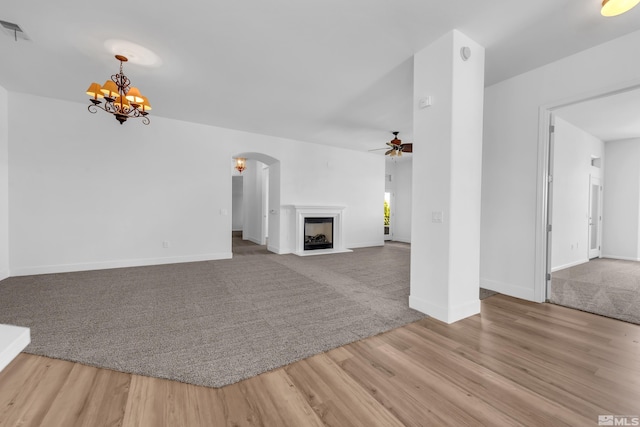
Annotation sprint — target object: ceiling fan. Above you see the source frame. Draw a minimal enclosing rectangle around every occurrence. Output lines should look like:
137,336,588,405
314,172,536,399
372,131,413,156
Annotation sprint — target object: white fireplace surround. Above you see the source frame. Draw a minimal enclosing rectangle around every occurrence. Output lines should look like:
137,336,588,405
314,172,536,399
289,205,352,256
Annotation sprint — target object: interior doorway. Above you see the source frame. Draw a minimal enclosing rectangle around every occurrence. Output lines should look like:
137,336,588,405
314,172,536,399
538,82,640,302
232,176,244,233
588,175,602,259
261,165,269,245
384,191,392,241
231,152,281,255
540,84,640,324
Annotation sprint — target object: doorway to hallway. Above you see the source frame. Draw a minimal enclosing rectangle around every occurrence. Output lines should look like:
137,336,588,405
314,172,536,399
384,191,392,241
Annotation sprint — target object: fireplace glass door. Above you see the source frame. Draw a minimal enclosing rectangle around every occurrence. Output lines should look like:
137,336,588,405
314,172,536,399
304,217,334,250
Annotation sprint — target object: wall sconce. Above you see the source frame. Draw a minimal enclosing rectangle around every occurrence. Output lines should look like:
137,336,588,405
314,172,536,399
235,157,247,173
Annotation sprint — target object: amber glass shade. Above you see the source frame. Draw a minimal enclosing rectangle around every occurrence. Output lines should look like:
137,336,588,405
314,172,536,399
86,82,105,99
125,87,144,104
140,96,152,111
100,80,119,98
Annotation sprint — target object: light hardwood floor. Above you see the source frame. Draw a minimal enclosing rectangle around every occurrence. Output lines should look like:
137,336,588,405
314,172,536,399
0,295,638,426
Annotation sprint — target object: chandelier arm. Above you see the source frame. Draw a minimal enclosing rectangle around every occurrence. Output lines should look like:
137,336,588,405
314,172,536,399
103,101,118,114
125,108,142,118
88,103,113,114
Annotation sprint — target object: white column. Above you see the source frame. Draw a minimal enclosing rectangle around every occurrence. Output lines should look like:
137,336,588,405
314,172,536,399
409,30,485,323
0,325,30,372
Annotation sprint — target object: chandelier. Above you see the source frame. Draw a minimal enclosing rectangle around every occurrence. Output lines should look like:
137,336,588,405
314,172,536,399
86,55,152,125
235,158,247,173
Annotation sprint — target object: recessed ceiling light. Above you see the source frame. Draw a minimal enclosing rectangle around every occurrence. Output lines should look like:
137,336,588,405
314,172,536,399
103,39,161,67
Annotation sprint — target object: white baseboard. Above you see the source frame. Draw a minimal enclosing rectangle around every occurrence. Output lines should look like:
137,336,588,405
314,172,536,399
245,236,263,245
294,248,353,257
409,295,480,324
392,236,411,244
0,269,8,282
551,258,588,272
10,252,233,277
348,241,384,249
271,245,292,255
479,278,537,301
0,324,30,372
601,254,640,262
267,244,292,255
272,241,383,254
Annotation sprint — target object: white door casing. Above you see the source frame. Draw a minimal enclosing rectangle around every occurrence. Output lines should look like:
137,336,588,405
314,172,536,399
588,175,602,259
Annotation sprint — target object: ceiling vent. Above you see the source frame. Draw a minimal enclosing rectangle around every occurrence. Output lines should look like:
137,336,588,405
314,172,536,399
0,20,30,41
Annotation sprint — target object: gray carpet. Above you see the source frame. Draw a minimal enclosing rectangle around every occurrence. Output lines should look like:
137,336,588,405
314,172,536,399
0,240,496,388
550,258,640,325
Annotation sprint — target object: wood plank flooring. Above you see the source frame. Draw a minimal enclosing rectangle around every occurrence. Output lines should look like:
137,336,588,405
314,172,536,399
0,294,638,426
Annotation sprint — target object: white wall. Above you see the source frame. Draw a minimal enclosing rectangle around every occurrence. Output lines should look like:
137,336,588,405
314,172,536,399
394,159,413,243
0,85,8,281
231,176,243,231
482,29,640,301
242,160,265,245
278,143,384,252
385,158,412,243
603,138,640,260
551,117,604,271
266,161,280,252
7,92,384,275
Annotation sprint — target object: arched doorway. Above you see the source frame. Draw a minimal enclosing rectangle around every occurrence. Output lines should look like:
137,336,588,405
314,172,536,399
231,152,281,254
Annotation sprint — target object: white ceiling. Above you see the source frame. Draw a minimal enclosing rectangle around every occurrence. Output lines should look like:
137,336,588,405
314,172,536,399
554,88,640,142
1,0,640,152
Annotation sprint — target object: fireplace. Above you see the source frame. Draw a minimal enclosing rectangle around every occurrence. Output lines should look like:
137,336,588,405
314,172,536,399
285,205,351,256
304,217,334,250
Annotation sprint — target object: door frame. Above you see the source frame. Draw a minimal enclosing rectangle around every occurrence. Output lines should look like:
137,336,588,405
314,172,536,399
536,80,640,301
588,175,602,259
384,191,393,241
544,114,555,300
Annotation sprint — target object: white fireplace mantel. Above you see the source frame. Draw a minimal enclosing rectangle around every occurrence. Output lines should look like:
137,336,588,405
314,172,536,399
286,205,352,256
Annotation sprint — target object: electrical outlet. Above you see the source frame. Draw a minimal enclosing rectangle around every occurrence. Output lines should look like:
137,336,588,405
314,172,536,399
162,241,170,248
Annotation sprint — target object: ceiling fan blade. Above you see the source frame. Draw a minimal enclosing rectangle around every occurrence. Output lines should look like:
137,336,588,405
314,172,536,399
384,149,394,156
368,147,388,152
401,143,413,153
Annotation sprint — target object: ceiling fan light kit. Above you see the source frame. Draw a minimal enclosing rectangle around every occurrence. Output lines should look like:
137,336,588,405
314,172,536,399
384,131,413,157
601,0,640,16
